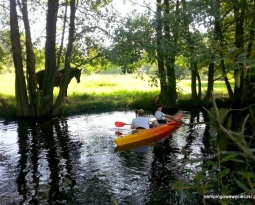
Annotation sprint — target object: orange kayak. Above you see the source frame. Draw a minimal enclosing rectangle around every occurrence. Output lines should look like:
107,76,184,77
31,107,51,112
114,113,183,147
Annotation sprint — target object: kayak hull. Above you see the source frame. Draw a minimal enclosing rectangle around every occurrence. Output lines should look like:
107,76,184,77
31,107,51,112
114,113,183,147
114,126,179,152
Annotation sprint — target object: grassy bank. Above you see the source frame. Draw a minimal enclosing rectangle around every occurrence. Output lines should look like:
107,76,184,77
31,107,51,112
0,73,233,117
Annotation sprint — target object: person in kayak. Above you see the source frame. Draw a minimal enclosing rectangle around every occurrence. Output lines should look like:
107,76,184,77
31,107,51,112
131,109,150,129
155,104,176,123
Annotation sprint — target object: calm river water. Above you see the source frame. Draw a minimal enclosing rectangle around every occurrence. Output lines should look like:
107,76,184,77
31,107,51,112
0,110,215,205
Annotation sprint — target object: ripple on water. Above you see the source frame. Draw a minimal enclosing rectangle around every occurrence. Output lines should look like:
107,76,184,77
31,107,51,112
0,110,220,205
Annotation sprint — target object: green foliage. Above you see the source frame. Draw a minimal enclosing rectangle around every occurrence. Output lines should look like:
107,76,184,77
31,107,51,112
0,30,13,72
233,178,250,193
34,48,46,71
108,13,155,73
173,150,255,204
173,108,255,205
1,0,255,113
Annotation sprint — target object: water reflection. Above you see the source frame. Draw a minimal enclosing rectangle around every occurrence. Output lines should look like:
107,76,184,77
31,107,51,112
15,118,78,204
145,108,206,205
0,110,222,205
146,137,183,205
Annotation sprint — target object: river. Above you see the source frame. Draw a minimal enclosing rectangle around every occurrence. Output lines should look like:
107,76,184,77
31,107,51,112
0,110,217,205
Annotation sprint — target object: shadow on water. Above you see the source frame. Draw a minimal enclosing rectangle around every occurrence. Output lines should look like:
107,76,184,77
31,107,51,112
16,118,79,204
143,107,238,205
143,108,208,205
145,137,181,205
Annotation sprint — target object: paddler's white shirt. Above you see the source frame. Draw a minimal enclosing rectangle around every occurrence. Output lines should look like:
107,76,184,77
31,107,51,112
131,116,150,129
155,111,165,120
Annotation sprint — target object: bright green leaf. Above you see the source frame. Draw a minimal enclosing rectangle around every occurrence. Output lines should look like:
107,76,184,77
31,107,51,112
206,160,218,167
221,154,238,163
212,177,220,183
233,178,250,192
220,168,230,178
235,70,241,88
230,159,246,163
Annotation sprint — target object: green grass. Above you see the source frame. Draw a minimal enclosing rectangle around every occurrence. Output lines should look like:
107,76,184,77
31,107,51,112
71,74,159,94
177,79,234,96
0,73,234,116
59,74,160,115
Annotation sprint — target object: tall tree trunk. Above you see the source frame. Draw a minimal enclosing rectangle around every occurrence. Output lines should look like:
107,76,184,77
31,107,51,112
42,0,59,116
56,0,68,69
10,0,30,116
222,61,234,99
155,0,180,108
156,0,167,105
202,62,214,106
21,0,37,116
53,0,76,115
181,0,200,106
196,67,202,100
190,64,198,104
163,0,177,108
233,0,246,107
244,0,255,105
202,0,220,107
213,0,234,99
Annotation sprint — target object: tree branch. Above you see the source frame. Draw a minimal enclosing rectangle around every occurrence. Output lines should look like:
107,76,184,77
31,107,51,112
127,0,156,15
210,94,255,163
74,26,113,40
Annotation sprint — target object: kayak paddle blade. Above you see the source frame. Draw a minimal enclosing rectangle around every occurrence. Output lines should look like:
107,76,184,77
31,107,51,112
115,121,127,127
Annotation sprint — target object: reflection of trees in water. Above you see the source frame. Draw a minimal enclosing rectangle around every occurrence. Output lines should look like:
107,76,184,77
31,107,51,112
183,108,200,154
16,118,79,204
121,108,254,205
145,137,183,205
145,109,212,205
16,120,33,204
119,151,148,168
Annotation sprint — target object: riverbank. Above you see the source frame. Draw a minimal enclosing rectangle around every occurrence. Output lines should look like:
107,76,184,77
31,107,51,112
0,92,233,119
0,73,233,118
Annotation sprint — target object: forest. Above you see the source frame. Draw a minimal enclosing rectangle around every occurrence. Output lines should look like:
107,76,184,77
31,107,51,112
0,0,254,118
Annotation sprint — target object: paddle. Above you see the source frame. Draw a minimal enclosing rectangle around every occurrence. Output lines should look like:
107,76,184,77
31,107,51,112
115,131,123,136
165,112,183,123
115,121,130,127
115,120,157,128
